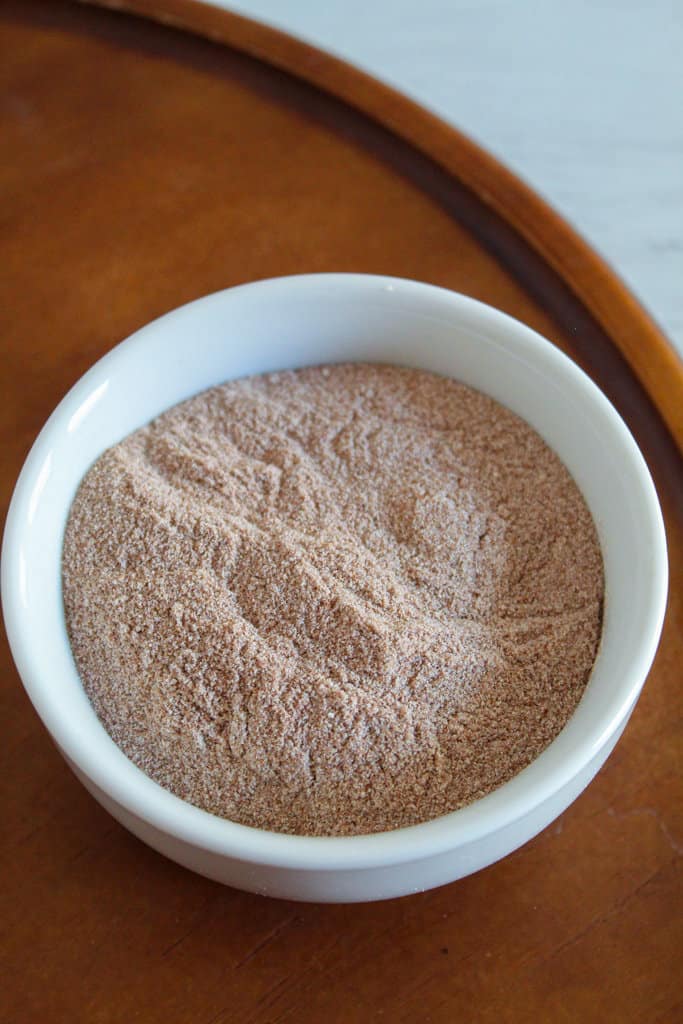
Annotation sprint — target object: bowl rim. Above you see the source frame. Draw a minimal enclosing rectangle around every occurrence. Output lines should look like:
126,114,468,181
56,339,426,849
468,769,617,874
1,273,669,871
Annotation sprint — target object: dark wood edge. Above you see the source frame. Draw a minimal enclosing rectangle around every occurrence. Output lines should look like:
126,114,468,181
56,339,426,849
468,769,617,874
80,0,683,451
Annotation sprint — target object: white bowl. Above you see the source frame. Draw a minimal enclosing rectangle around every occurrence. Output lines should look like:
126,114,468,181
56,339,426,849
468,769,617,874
1,274,667,902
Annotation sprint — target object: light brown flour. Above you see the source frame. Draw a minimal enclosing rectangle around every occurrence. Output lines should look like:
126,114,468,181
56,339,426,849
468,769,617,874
62,364,603,836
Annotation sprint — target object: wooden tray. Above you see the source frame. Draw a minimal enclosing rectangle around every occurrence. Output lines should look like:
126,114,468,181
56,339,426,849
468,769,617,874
1,2,681,1021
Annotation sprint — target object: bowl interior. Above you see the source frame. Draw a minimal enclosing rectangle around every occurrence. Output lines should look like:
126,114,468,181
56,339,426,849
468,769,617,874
1,274,667,868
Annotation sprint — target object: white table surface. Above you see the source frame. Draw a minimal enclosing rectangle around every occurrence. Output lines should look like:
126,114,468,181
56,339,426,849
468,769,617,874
226,0,683,359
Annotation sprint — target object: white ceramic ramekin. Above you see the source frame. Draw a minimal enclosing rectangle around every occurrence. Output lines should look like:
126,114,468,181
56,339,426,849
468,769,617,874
1,274,667,902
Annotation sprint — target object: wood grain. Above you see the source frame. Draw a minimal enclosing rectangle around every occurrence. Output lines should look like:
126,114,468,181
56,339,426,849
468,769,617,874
0,3,681,1023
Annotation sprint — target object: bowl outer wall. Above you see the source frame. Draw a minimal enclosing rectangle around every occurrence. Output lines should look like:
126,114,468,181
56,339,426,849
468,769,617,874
66,719,628,902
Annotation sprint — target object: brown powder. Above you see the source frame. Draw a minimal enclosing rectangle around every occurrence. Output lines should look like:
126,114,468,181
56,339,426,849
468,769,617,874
62,363,603,836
